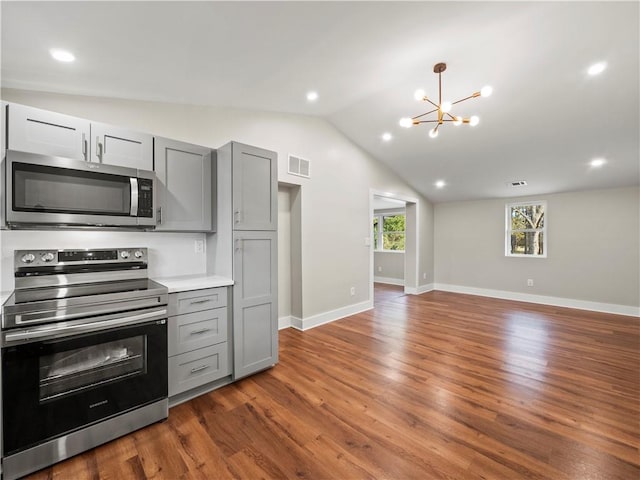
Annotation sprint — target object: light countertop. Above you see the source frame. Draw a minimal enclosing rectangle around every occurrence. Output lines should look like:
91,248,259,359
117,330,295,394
153,274,233,293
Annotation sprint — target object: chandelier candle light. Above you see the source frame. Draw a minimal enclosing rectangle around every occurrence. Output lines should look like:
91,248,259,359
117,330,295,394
400,62,492,138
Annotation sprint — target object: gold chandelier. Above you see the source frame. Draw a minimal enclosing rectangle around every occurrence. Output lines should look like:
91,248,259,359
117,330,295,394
400,62,492,138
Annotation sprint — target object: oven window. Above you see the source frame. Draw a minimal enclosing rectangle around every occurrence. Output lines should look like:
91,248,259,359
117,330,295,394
39,336,147,402
13,162,131,215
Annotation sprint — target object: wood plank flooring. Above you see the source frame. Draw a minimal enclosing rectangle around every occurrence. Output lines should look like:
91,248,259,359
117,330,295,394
26,284,639,479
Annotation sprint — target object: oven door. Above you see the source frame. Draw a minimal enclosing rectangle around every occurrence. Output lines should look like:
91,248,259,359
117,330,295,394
1,314,167,456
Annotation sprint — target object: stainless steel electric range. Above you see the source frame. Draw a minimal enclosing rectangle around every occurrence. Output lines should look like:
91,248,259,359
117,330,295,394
0,247,169,480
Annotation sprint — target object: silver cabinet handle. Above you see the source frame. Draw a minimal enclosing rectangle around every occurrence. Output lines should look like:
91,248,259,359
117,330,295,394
157,207,163,225
190,299,212,305
96,136,103,161
189,328,211,335
82,133,88,161
190,364,210,374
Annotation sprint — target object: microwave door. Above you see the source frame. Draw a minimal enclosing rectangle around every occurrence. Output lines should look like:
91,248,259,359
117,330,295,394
5,151,149,228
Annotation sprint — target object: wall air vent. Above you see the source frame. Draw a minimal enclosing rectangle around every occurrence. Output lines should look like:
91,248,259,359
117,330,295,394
288,154,311,178
509,180,528,187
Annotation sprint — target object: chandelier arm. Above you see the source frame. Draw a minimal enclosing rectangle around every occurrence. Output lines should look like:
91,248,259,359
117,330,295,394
412,108,439,120
444,112,457,121
412,120,440,124
423,97,440,109
452,93,480,105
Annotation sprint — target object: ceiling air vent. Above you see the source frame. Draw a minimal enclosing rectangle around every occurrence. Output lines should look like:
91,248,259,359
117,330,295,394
509,180,528,187
288,154,311,178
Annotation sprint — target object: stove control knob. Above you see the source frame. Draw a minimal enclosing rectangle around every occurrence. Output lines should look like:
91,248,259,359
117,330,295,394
21,253,36,264
134,250,144,259
41,252,55,263
120,250,131,259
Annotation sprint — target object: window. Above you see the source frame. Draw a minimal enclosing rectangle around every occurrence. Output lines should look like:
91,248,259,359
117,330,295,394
373,212,405,251
506,201,546,257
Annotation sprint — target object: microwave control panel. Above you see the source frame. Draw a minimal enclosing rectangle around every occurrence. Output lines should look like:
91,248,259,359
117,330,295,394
137,178,154,218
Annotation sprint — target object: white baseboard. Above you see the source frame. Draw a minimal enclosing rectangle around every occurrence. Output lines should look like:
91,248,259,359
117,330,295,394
434,283,640,317
288,300,374,331
278,316,292,330
374,276,404,286
405,283,434,295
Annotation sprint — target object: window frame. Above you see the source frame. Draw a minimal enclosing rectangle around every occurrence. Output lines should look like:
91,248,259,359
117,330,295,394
373,210,406,253
505,201,547,258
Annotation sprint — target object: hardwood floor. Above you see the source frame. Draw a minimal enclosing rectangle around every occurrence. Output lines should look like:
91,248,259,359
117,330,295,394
26,288,639,479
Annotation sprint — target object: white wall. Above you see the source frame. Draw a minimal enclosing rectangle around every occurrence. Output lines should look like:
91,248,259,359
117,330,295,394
434,187,640,312
0,230,207,293
374,251,404,284
278,186,292,319
0,89,435,322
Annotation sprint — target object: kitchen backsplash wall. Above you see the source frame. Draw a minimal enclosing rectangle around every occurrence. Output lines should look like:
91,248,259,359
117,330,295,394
0,230,208,292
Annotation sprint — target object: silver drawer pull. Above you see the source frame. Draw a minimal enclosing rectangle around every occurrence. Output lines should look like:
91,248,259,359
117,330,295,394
190,299,212,305
189,328,211,335
190,364,210,374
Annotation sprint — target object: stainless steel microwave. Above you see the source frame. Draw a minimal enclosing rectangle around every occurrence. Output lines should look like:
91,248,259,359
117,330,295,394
3,150,156,228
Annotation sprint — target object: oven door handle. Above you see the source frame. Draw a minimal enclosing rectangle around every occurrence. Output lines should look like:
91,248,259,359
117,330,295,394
3,308,167,344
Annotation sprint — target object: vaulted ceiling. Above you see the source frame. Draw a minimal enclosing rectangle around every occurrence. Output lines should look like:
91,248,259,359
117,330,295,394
2,1,638,203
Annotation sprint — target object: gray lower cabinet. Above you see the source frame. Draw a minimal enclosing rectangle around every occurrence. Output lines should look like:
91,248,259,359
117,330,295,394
233,230,278,379
154,136,215,232
167,287,230,397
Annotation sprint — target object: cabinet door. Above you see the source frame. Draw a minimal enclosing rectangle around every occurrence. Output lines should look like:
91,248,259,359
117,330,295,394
89,122,153,170
232,142,277,231
154,136,213,232
233,230,278,379
1,102,7,158
7,103,89,161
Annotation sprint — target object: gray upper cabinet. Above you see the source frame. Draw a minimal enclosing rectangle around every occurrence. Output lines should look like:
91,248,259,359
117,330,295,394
154,136,215,232
232,142,277,231
6,103,153,170
89,122,153,170
7,103,90,161
1,102,7,157
233,230,278,379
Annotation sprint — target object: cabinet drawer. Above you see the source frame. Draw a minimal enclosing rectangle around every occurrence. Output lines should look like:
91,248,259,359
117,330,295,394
168,343,230,396
169,287,227,316
168,307,228,356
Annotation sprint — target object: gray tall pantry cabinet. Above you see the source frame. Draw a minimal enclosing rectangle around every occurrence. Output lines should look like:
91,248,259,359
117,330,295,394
218,142,278,380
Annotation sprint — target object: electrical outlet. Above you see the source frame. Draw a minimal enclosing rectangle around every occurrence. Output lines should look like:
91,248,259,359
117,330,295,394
423,273,427,280
350,287,356,296
377,266,382,272
527,279,534,287
194,240,204,254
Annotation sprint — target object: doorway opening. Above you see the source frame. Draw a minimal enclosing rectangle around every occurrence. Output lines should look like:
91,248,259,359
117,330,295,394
370,191,418,305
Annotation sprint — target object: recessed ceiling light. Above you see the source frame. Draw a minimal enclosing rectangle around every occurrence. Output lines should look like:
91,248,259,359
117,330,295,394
306,91,318,102
587,62,606,76
381,132,392,142
590,158,606,167
435,180,446,189
50,48,75,63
